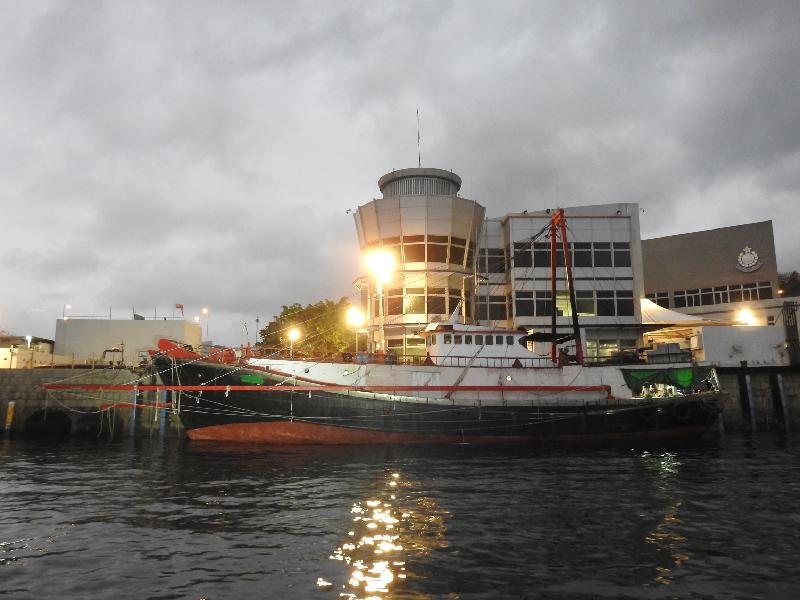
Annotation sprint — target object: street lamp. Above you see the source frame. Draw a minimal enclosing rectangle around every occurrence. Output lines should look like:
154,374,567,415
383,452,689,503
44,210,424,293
62,304,71,321
202,307,209,340
365,249,395,352
346,307,366,352
288,328,300,359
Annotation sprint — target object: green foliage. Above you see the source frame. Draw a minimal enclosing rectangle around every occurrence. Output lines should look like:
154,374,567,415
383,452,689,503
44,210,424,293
258,297,357,357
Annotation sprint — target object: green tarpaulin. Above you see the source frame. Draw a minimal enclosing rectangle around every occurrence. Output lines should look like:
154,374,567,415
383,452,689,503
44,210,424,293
621,366,715,392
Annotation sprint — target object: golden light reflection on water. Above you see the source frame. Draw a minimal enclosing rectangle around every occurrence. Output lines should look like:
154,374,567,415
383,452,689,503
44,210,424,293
640,451,690,586
646,501,689,585
323,472,448,599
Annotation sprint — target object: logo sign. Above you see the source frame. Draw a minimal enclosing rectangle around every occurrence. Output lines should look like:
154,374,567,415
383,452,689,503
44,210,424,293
736,246,762,272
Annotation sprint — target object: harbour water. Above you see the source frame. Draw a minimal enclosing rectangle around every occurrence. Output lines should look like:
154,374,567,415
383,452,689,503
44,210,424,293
1,435,799,599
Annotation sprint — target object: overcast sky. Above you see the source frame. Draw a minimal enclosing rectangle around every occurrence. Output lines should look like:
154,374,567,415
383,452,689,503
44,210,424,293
1,0,799,345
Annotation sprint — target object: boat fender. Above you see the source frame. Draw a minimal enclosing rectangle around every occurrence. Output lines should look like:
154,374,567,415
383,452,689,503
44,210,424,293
637,406,658,422
671,402,693,421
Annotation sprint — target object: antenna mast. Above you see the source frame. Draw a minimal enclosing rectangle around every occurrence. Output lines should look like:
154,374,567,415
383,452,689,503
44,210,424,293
416,104,421,168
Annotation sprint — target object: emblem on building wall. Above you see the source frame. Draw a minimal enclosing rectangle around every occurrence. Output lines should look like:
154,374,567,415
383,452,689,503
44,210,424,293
736,246,762,272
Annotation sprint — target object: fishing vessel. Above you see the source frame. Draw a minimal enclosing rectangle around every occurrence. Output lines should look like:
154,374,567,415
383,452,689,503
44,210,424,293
151,330,720,444
150,208,721,445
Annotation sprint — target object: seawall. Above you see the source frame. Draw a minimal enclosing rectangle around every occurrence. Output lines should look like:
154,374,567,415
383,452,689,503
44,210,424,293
0,368,177,438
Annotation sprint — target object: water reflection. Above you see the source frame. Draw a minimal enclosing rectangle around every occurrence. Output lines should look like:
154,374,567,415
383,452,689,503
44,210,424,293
326,471,448,599
639,451,690,586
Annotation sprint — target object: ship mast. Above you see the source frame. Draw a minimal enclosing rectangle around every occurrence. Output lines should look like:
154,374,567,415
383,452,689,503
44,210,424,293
549,209,585,366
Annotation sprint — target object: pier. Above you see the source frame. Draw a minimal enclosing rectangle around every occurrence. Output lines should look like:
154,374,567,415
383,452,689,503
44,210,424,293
0,367,176,438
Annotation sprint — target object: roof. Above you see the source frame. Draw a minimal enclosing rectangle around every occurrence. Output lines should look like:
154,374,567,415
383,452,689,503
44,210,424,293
639,298,733,326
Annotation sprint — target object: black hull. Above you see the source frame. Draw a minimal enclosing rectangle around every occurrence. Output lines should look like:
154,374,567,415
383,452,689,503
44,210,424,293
153,357,721,445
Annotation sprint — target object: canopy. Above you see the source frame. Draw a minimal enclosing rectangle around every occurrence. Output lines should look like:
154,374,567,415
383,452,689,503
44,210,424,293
639,298,732,326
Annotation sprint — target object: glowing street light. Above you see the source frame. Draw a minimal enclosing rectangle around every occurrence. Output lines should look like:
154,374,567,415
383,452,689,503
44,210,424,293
288,327,301,358
201,307,210,339
737,308,757,326
346,307,366,352
62,304,71,320
365,249,395,352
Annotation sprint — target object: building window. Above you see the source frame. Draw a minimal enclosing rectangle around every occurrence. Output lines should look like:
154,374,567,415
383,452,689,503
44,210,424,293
428,295,446,314
573,243,592,267
616,290,634,316
533,243,551,268
480,248,506,273
673,282,774,306
535,291,552,316
513,242,532,268
576,290,595,316
597,291,615,316
488,295,507,320
645,292,670,308
515,291,535,317
593,243,612,267
613,242,631,267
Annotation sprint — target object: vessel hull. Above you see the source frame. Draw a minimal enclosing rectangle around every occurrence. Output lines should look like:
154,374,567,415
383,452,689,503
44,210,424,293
154,358,721,445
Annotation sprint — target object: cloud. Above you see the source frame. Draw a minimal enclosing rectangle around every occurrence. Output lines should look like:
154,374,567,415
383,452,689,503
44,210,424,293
1,0,799,341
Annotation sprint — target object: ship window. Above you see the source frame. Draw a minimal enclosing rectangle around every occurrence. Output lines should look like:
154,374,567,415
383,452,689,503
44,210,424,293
444,334,452,344
485,335,494,345
496,336,504,345
454,335,462,344
464,335,473,344
506,336,514,345
429,235,449,243
475,335,483,345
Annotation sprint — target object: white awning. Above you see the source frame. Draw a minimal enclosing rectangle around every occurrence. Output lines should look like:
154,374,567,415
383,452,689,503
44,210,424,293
640,298,732,326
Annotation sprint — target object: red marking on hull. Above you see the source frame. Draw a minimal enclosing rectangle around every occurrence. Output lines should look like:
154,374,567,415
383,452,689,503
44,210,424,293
186,420,711,446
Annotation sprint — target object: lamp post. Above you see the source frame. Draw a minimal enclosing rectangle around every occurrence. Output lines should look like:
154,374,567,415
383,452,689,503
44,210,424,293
62,304,71,320
366,250,395,352
201,307,209,340
346,307,366,352
288,328,300,359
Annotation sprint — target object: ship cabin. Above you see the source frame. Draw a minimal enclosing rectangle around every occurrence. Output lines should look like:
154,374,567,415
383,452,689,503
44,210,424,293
421,322,555,369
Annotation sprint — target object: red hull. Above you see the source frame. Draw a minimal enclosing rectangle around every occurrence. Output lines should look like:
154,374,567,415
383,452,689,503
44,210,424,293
186,420,711,446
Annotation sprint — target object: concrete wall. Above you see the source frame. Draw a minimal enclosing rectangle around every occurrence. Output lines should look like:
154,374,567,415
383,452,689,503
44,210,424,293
699,326,788,367
54,319,202,366
717,368,800,432
0,368,137,437
642,221,780,298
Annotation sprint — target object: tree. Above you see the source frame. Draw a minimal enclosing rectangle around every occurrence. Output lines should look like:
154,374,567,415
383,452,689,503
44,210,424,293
258,297,358,357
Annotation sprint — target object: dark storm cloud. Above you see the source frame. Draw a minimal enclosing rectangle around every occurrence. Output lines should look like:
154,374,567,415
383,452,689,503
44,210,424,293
1,0,799,342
